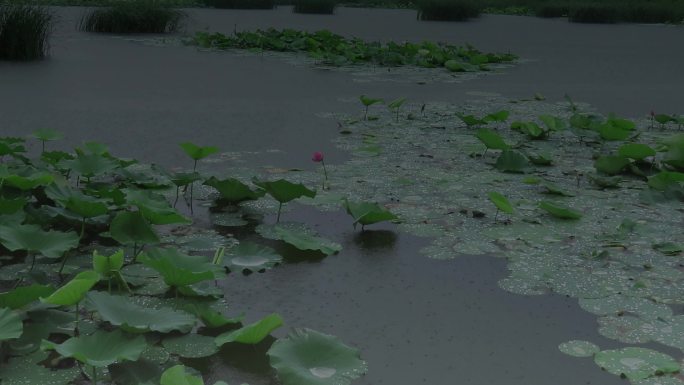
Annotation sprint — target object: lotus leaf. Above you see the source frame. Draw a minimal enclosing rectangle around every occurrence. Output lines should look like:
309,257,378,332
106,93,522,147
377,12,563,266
487,192,513,214
160,365,205,385
594,156,631,175
538,114,566,131
0,223,79,258
0,307,22,341
539,201,582,219
594,347,679,380
0,197,26,215
162,334,218,358
0,351,79,385
224,242,282,273
456,113,485,127
2,171,54,190
42,329,147,367
252,178,316,204
93,249,125,277
110,211,160,246
215,313,283,345
137,247,221,288
179,142,219,161
42,270,99,306
267,328,368,385
495,150,529,173
87,291,197,333
109,360,163,385
257,223,342,255
618,143,656,161
204,176,265,203
647,171,684,191
484,110,510,123
32,128,64,142
558,340,599,358
126,189,191,225
0,284,54,309
475,128,508,151
652,242,682,256
342,200,398,228
62,153,119,177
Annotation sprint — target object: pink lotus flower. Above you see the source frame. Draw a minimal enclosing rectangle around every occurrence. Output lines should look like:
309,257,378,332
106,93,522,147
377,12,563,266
312,151,324,162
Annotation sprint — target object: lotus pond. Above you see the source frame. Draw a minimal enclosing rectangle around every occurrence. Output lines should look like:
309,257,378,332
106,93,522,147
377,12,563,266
1,6,684,385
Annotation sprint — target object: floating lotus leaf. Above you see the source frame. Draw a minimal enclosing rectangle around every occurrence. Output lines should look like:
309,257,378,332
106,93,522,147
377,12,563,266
342,200,398,228
1,351,80,385
110,211,160,246
632,377,684,385
558,340,599,357
256,223,342,255
215,313,283,345
42,271,99,306
42,329,146,367
647,171,684,191
0,223,79,258
597,122,632,141
126,189,191,225
0,284,54,309
224,242,282,273
87,291,196,333
579,295,672,320
162,334,218,358
597,315,651,344
594,347,679,380
495,150,529,173
267,328,368,385
652,242,683,256
0,307,22,341
204,176,265,203
137,248,221,288
594,156,631,175
539,201,582,219
538,114,566,131
487,192,513,214
475,128,508,151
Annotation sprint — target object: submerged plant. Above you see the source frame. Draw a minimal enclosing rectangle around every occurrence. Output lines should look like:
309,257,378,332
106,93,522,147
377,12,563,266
0,4,52,61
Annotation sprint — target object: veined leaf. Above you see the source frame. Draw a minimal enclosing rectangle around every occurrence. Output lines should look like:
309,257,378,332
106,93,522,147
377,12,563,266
215,313,283,345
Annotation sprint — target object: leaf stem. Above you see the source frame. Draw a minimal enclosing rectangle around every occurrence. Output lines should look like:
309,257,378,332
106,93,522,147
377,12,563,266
276,202,282,223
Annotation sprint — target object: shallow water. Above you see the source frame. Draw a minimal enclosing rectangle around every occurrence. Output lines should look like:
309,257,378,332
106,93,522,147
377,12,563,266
1,7,683,385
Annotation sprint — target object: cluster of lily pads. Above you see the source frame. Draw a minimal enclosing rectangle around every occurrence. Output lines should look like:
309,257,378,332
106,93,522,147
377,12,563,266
0,133,383,384
191,28,517,71
238,93,682,384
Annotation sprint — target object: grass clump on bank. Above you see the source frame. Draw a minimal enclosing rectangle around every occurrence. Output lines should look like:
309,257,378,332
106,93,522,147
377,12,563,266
79,0,185,33
416,0,481,21
293,0,337,14
203,0,275,9
0,4,52,61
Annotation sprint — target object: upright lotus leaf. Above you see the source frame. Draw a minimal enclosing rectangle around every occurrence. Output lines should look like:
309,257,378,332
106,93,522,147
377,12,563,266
63,153,119,178
1,351,80,385
387,97,406,122
487,192,513,214
252,179,316,204
359,95,383,120
0,307,23,341
204,176,265,203
594,347,679,380
594,156,631,175
456,113,486,127
495,150,529,173
110,211,160,246
179,142,219,162
514,121,547,139
647,171,684,191
109,360,163,385
215,313,283,345
125,189,191,225
256,223,342,256
662,134,684,169
65,195,109,219
475,128,508,151
42,329,147,367
0,224,79,258
181,303,243,328
484,110,510,124
0,197,26,215
527,152,553,166
342,200,398,228
0,284,54,309
87,291,196,333
541,182,575,197
42,271,99,306
224,242,282,273
93,249,125,277
538,114,566,131
539,201,582,220
267,328,368,385
3,170,54,190
618,143,656,161
137,248,220,288
160,365,204,385
597,121,633,141
558,340,600,358
32,128,63,142
162,334,219,358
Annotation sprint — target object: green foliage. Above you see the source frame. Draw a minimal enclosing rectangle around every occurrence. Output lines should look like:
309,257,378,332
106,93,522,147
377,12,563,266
79,0,186,33
495,150,529,173
223,242,282,273
160,365,204,385
618,143,656,161
569,3,620,23
42,271,99,306
215,313,283,345
484,110,510,124
343,200,398,229
137,248,221,289
457,113,486,127
268,328,368,385
0,224,79,258
487,192,513,214
416,0,482,21
204,176,265,203
179,142,219,162
539,201,582,219
110,211,160,246
0,5,52,61
594,155,631,175
647,171,684,191
0,307,23,341
476,128,508,151
0,284,54,309
256,223,342,256
594,347,679,380
42,329,147,367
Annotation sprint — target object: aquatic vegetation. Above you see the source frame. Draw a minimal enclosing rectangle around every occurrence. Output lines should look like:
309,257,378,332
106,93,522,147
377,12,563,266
387,97,407,122
487,191,513,222
0,4,52,61
253,178,317,222
192,29,516,72
342,199,398,230
312,151,329,189
360,95,383,120
294,0,337,14
79,0,186,33
416,0,481,21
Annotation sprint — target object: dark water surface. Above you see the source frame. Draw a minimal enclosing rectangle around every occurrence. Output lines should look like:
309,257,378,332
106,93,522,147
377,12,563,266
1,8,681,384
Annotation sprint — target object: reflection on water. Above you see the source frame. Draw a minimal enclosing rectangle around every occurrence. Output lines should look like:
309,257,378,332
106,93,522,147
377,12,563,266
351,229,397,252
